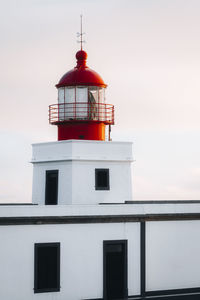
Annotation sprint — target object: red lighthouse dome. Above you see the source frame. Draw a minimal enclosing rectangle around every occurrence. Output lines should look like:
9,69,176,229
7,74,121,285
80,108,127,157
49,49,114,141
56,50,107,88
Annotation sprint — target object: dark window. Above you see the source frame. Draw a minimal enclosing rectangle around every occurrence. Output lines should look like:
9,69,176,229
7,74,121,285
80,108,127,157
95,169,110,190
45,170,58,205
34,243,60,293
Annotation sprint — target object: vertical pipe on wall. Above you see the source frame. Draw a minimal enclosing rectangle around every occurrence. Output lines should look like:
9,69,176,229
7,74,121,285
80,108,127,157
141,222,146,298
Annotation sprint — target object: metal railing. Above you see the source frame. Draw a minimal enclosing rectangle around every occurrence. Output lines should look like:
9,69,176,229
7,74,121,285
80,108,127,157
49,102,114,125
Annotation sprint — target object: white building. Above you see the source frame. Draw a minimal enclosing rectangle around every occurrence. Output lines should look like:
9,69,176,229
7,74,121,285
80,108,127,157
1,46,200,300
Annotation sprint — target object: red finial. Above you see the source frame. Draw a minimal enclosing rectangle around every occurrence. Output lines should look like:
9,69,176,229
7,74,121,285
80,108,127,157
76,49,87,68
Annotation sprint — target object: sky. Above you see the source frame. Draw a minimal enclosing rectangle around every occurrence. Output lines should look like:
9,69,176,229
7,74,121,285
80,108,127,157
1,0,200,202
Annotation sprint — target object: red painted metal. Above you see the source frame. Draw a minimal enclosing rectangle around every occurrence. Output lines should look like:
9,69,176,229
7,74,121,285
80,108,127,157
49,103,114,125
58,122,106,141
56,50,107,88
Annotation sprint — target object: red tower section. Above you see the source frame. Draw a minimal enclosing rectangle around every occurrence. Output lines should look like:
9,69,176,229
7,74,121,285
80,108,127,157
49,50,114,141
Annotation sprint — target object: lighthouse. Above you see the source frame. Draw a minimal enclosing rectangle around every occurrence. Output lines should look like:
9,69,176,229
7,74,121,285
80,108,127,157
49,18,114,142
31,26,133,206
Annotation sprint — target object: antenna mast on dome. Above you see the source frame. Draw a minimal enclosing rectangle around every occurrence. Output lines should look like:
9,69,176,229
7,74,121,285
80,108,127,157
77,14,85,50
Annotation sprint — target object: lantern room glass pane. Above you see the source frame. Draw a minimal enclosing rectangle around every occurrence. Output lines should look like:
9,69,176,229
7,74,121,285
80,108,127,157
98,88,105,120
65,87,75,104
76,87,88,119
76,87,88,103
88,87,98,120
58,88,64,121
99,88,105,103
89,87,98,103
58,88,64,103
99,88,106,121
64,87,75,119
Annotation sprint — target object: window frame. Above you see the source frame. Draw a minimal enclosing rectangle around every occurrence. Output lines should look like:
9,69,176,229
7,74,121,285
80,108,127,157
95,168,110,190
34,242,60,294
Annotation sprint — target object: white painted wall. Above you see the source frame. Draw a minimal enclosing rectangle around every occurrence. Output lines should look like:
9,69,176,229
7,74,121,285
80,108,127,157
32,140,133,205
32,161,72,205
0,222,140,300
31,140,133,163
2,203,200,218
73,160,132,204
146,220,200,291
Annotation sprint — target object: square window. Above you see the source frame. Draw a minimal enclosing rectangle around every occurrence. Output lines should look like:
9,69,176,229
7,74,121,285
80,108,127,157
34,243,60,293
95,169,110,190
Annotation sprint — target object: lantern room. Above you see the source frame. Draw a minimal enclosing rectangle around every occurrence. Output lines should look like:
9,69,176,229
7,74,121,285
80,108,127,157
49,50,114,141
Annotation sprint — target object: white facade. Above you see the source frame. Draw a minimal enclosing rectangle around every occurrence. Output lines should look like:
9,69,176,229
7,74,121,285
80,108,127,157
1,203,200,299
0,221,140,300
32,140,133,205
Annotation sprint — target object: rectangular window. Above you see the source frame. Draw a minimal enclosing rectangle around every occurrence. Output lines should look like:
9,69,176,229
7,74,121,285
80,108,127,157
34,243,60,293
95,168,110,190
45,170,58,205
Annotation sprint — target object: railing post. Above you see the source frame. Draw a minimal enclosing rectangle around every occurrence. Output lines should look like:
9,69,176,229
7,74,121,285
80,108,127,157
98,102,100,121
75,87,76,120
